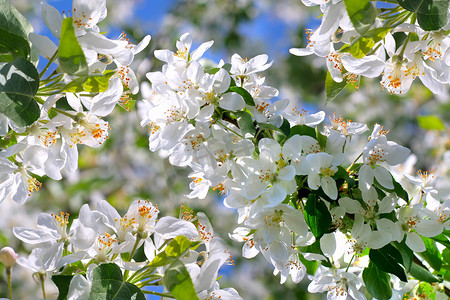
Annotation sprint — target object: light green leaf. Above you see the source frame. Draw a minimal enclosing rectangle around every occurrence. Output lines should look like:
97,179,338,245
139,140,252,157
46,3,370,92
363,261,392,300
58,17,88,76
0,0,32,60
419,237,443,271
343,0,376,35
325,71,348,103
304,193,331,238
163,259,199,300
341,27,391,59
397,0,450,31
89,263,145,300
0,57,40,127
417,115,445,131
62,72,115,93
148,236,191,267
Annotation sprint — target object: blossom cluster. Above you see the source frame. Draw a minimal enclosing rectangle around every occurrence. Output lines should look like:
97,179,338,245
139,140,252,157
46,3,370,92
13,199,241,299
139,32,450,299
0,0,149,205
290,0,450,95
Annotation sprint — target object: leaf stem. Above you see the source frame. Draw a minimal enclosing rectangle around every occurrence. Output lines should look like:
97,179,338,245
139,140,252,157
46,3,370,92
39,51,59,80
141,290,176,298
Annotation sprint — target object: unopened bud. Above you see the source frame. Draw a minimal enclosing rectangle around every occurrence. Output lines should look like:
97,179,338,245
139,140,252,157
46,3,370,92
0,247,18,268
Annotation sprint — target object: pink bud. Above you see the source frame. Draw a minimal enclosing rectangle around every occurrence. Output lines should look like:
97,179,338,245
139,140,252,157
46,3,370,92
0,247,18,268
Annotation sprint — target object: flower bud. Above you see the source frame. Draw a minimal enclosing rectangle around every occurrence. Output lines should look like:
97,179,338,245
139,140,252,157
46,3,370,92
0,247,18,268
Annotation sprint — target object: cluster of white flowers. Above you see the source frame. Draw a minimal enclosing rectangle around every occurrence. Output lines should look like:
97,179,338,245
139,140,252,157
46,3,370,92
13,199,242,299
139,32,450,299
0,0,150,205
290,0,450,95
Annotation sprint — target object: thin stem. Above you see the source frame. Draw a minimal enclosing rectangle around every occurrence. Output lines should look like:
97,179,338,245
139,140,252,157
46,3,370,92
123,237,142,280
134,277,160,288
141,290,176,298
347,152,363,172
39,51,59,79
7,268,13,300
217,121,243,138
39,273,47,299
346,253,356,272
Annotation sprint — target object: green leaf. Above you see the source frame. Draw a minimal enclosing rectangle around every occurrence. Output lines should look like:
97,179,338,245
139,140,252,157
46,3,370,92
257,122,287,136
419,237,443,271
298,253,319,276
362,261,392,300
410,261,442,283
163,259,199,300
369,244,407,282
325,71,348,103
417,115,445,131
279,118,291,137
228,86,255,106
393,240,413,272
0,57,40,126
288,124,316,139
148,235,191,267
315,127,327,149
0,0,32,60
397,0,450,31
343,0,376,35
333,166,355,189
233,111,256,137
393,178,409,202
62,73,114,93
341,27,391,59
304,193,332,238
89,263,145,300
51,275,74,300
58,17,88,76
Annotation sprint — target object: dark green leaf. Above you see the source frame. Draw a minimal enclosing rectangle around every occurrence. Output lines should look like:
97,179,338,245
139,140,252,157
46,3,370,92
393,178,409,202
163,259,199,300
288,124,316,139
89,263,145,300
148,236,191,267
315,127,326,149
325,71,348,103
0,0,32,60
0,57,40,126
419,237,443,271
304,193,332,238
58,17,88,76
363,261,392,300
397,0,450,31
279,118,291,137
393,240,413,272
51,275,74,300
333,166,355,189
417,115,445,131
257,122,286,136
431,233,450,248
228,86,255,106
343,0,376,35
410,261,442,283
369,244,407,282
233,111,256,136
